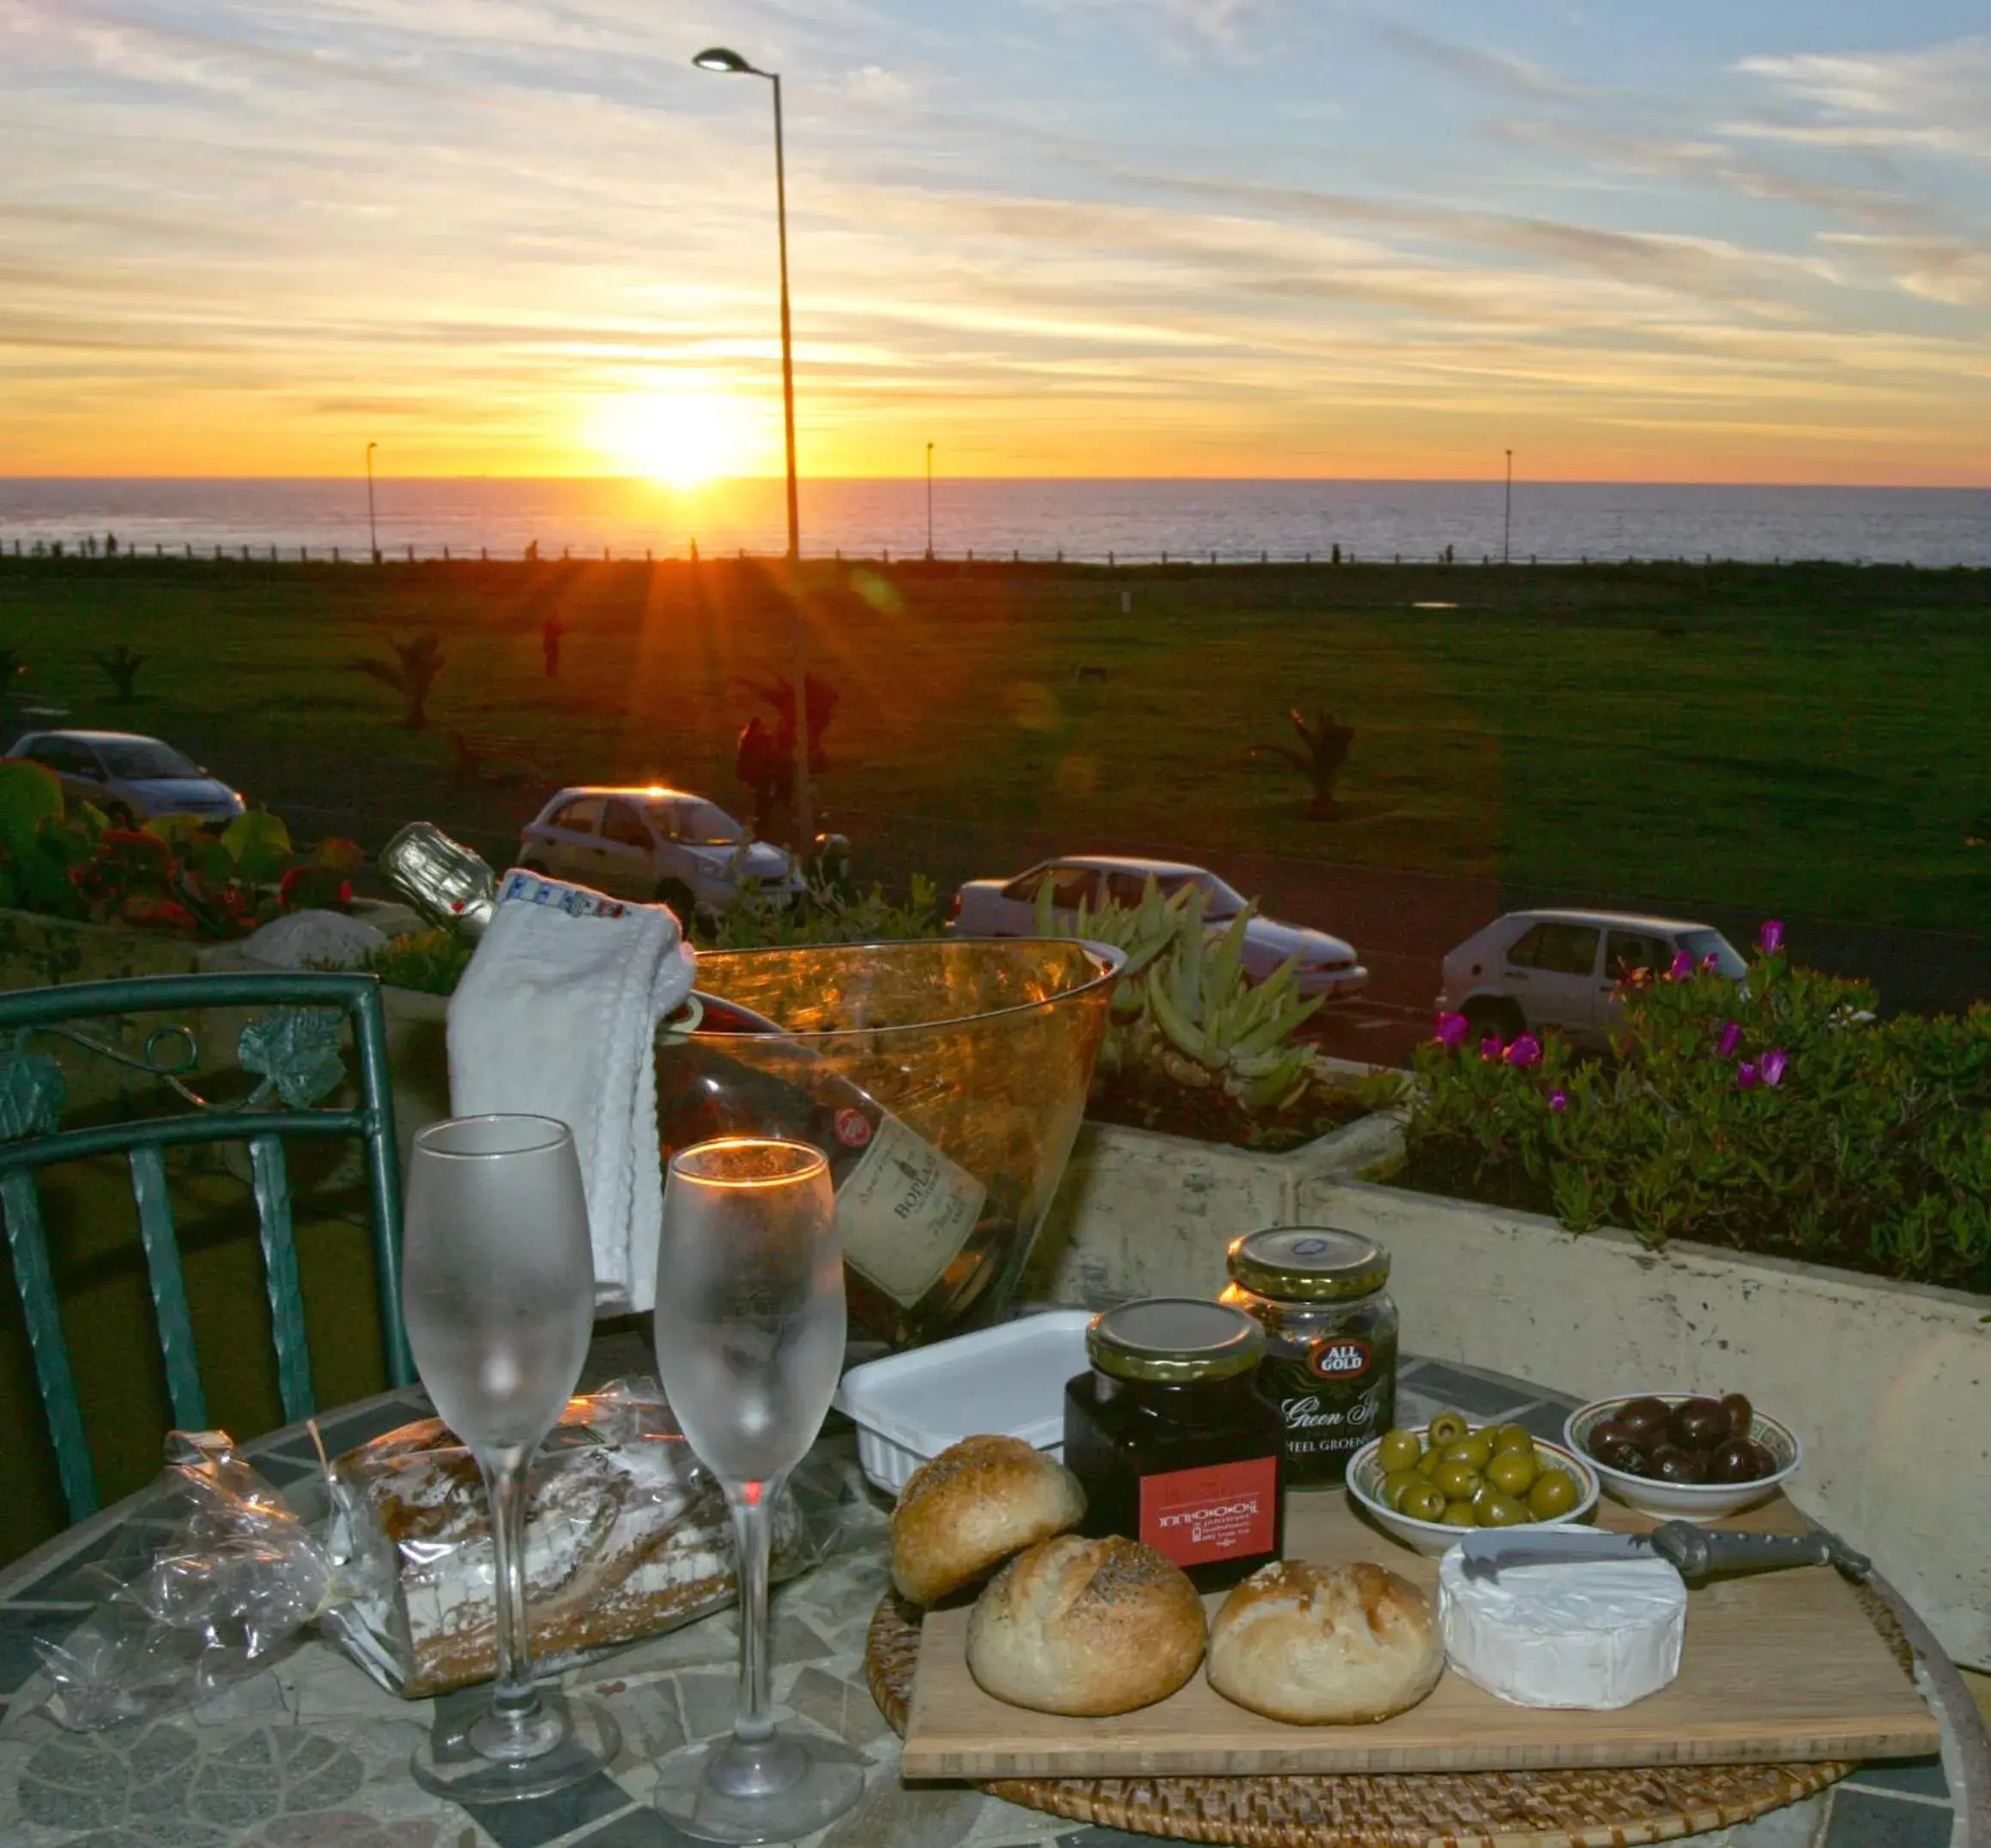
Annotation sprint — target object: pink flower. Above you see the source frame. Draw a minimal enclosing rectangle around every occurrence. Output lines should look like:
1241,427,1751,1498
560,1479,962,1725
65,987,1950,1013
1700,951,1721,973
1667,949,1695,981
1435,1012,1470,1046
1761,1048,1788,1088
1547,1088,1569,1113
1504,1033,1543,1069
1737,1062,1761,1089
1758,919,1784,955
1479,1035,1504,1062
1718,1020,1742,1058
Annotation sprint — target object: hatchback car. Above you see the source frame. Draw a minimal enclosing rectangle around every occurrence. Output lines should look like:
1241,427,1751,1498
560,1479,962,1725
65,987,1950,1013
517,785,803,917
6,729,245,827
1437,909,1746,1047
951,855,1367,998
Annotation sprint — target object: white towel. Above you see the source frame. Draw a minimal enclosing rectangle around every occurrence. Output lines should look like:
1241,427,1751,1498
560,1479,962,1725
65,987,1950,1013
445,869,697,1314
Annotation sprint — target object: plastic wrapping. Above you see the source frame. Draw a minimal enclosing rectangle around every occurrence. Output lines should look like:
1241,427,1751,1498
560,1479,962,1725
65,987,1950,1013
32,1379,844,1729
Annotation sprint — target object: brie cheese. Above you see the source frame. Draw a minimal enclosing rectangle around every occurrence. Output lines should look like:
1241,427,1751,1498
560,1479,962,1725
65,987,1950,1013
1437,1547,1686,1709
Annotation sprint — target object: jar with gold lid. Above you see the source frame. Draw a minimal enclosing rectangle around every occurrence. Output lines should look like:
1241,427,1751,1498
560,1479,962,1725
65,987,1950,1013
1062,1296,1286,1591
1220,1226,1397,1488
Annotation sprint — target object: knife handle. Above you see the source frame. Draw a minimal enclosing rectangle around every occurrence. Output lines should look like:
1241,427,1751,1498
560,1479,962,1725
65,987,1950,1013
1652,1522,1869,1584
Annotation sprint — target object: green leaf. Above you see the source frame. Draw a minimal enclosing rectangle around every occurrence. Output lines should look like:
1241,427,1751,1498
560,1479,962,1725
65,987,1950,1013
223,809,293,882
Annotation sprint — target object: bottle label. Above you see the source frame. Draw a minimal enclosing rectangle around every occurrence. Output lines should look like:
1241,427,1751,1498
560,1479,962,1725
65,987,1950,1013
833,1113,987,1308
1137,1457,1278,1568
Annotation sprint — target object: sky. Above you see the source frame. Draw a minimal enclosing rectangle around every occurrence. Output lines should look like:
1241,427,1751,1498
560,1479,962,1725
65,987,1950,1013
3,0,1989,482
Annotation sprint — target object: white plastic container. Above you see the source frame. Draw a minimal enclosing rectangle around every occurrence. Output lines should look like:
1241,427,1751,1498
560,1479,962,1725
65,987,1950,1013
833,1310,1094,1494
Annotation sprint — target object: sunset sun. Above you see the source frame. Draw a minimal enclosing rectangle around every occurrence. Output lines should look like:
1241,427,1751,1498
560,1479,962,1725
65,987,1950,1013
590,391,747,488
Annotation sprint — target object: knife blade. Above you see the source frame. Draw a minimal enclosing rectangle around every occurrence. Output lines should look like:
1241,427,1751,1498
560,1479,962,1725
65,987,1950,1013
1458,1521,1870,1586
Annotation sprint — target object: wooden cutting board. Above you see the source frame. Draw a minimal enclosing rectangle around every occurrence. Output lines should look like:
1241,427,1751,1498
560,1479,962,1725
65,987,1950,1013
899,1491,1940,1778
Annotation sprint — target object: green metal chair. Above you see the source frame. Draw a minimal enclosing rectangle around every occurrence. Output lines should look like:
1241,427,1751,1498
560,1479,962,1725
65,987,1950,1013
0,970,415,1524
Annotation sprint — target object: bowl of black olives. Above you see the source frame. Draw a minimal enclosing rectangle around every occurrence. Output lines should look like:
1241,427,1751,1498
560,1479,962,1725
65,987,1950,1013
1564,1391,1800,1521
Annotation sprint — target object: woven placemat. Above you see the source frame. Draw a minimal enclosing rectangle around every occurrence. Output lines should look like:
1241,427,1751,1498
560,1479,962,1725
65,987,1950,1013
865,1591,1864,1848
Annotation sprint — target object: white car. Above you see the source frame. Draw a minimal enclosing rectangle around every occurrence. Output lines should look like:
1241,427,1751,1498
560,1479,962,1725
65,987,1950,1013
951,855,1367,998
1437,909,1746,1047
517,785,803,918
7,729,245,827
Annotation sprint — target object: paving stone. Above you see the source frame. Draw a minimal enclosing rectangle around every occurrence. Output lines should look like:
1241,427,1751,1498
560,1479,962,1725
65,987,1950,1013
1847,1755,1949,1801
817,1777,984,1848
1717,1789,1831,1845
571,1804,688,1846
784,1665,891,1749
602,1680,687,1766
1822,1785,1953,1848
1404,1363,1542,1420
463,1772,635,1848
672,1669,738,1744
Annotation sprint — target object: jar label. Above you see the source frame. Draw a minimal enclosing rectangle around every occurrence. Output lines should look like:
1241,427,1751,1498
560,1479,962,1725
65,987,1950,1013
834,1113,987,1308
1310,1338,1370,1378
1137,1457,1278,1568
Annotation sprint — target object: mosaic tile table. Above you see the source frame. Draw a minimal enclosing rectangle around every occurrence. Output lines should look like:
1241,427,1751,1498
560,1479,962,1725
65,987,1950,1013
1,1353,1982,1848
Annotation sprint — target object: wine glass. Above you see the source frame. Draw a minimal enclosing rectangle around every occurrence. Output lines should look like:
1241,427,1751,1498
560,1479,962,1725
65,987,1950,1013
650,1137,865,1843
400,1114,623,1802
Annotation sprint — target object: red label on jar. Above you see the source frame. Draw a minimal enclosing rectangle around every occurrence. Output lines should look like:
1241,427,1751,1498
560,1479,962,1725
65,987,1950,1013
1137,1457,1278,1567
1309,1338,1371,1378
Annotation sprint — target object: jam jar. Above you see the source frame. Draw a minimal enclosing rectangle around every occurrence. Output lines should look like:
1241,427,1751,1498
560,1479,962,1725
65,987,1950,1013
1220,1227,1398,1488
1063,1297,1286,1591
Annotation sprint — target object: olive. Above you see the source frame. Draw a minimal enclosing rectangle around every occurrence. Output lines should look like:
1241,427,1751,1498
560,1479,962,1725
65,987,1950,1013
1673,1398,1730,1452
1720,1392,1755,1439
1477,1491,1528,1527
1426,1411,1471,1447
1380,1466,1425,1509
1440,1500,1480,1527
1649,1445,1705,1484
1399,1482,1447,1523
1433,1460,1483,1502
1486,1450,1539,1496
1377,1429,1424,1474
1527,1469,1580,1518
1440,1435,1494,1470
1708,1437,1776,1483
1618,1397,1673,1438
1417,1445,1443,1477
1489,1422,1534,1455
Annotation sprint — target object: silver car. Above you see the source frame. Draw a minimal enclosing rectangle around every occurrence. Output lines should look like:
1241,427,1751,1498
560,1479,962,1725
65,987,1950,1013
1437,908,1746,1047
950,854,1367,998
517,785,803,918
7,729,245,827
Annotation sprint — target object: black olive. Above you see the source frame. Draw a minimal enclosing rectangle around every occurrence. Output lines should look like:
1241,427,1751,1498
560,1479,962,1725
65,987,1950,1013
1720,1392,1755,1439
1707,1438,1765,1482
1617,1397,1673,1438
1673,1399,1731,1452
1649,1445,1705,1484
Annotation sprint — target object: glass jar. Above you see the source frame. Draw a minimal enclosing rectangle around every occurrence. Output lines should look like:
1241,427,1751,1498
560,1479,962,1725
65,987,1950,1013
1062,1297,1286,1591
1220,1227,1398,1488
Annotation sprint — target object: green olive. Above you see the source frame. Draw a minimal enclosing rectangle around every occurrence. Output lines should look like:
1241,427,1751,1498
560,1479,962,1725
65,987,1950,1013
1441,1435,1494,1470
1477,1491,1529,1527
1426,1411,1471,1447
1486,1450,1540,1496
1489,1422,1535,1455
1417,1445,1443,1477
1399,1482,1446,1523
1528,1469,1581,1519
1433,1460,1482,1501
1380,1467,1424,1511
1441,1500,1479,1526
1377,1429,1424,1474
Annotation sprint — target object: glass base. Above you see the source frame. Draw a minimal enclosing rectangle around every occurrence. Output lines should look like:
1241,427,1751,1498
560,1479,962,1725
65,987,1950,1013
652,1731,867,1844
410,1687,621,1803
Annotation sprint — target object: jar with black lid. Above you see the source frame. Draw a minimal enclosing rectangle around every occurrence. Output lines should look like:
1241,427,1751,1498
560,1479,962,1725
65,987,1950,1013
1062,1296,1286,1591
1219,1226,1397,1488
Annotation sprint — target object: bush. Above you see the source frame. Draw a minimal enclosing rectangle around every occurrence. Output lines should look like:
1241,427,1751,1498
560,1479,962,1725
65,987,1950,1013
1398,927,1991,1291
694,870,943,950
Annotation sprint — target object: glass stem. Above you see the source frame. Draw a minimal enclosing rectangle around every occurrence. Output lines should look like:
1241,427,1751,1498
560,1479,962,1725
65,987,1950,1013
481,1447,542,1729
729,1477,781,1746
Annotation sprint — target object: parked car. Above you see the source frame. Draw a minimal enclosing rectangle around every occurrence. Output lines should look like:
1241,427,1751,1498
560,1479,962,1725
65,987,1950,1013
1437,908,1747,1047
517,785,803,917
950,854,1367,998
5,729,245,827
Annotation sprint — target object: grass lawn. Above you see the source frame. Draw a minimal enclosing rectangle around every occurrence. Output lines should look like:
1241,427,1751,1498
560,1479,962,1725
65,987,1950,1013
4,554,1987,931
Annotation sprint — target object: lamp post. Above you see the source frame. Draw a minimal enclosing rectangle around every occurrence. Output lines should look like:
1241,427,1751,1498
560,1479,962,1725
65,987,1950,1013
1503,448,1513,566
925,441,934,560
695,45,811,846
366,441,379,564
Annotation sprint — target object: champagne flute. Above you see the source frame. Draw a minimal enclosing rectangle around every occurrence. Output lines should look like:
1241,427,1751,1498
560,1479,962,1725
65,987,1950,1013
650,1137,865,1843
400,1114,622,1802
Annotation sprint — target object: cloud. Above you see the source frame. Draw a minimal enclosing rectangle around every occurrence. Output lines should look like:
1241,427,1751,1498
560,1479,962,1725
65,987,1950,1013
1736,36,1991,161
1371,20,1585,102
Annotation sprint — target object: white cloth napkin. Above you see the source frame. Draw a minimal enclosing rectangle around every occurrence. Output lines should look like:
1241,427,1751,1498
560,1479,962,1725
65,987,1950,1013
445,869,697,1314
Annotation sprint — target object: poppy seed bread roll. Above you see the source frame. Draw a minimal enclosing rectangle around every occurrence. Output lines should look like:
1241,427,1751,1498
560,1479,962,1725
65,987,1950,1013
1207,1560,1443,1724
966,1534,1207,1716
889,1435,1086,1605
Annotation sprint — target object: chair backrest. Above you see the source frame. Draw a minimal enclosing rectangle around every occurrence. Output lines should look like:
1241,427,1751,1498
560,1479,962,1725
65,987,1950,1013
0,970,414,1523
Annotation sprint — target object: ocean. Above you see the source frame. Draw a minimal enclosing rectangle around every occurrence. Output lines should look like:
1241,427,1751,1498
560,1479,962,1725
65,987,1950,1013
2,477,1988,568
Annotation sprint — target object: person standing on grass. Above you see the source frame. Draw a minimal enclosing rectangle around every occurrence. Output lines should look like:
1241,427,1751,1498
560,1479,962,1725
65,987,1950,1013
735,717,779,839
541,611,566,679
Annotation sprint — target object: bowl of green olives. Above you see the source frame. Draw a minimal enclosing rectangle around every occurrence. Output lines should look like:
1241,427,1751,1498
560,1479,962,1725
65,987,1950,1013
1346,1412,1600,1557
1564,1391,1800,1522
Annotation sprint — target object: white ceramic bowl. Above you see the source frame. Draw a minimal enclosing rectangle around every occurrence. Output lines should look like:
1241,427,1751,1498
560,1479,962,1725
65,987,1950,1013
1564,1394,1801,1523
1346,1427,1600,1557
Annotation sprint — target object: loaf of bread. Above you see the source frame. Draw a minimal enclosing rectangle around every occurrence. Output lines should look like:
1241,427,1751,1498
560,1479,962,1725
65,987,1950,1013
965,1534,1206,1716
1207,1560,1443,1724
890,1434,1086,1605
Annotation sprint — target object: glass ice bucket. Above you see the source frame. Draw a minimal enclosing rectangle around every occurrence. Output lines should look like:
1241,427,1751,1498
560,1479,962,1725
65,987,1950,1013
655,936,1123,1349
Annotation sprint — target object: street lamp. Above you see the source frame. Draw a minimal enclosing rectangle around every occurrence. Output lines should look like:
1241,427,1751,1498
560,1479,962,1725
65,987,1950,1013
696,44,812,846
366,441,379,564
925,441,934,560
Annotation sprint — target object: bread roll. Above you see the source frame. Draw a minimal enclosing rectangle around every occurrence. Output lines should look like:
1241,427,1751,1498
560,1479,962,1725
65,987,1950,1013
966,1534,1206,1716
890,1435,1086,1605
1207,1560,1442,1724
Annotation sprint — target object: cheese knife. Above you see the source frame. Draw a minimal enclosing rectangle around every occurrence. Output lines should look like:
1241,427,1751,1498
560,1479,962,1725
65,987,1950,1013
1457,1521,1872,1586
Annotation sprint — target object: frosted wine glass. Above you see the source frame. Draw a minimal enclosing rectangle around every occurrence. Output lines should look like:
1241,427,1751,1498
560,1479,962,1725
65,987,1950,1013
650,1137,864,1843
401,1114,622,1802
